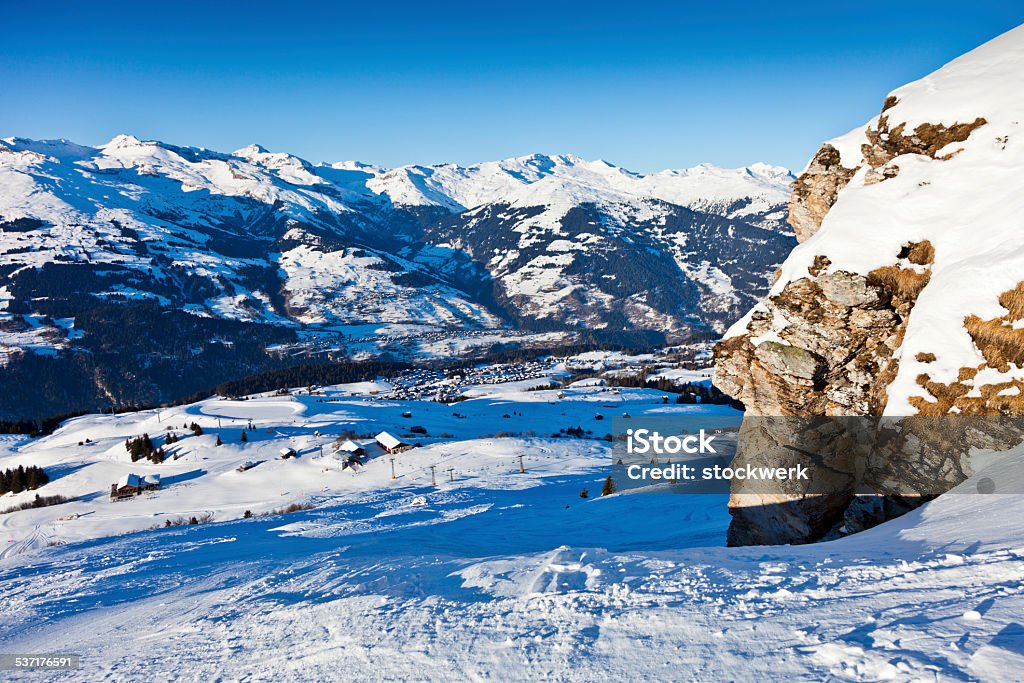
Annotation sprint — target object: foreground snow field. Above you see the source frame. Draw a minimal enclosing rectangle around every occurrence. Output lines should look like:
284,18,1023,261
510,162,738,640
0,375,728,550
0,380,1022,681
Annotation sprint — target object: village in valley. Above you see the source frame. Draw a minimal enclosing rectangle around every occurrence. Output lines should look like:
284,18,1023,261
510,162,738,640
0,347,726,554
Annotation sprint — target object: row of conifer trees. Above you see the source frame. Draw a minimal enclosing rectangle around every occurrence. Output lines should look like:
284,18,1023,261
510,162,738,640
0,465,49,495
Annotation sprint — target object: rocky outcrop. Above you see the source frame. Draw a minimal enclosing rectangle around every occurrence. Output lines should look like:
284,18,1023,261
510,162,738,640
786,96,987,245
715,243,938,545
713,25,1015,544
861,111,987,168
787,145,857,242
715,243,932,418
725,414,1024,545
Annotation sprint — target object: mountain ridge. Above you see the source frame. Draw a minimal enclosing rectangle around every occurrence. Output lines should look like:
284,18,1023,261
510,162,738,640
0,134,796,418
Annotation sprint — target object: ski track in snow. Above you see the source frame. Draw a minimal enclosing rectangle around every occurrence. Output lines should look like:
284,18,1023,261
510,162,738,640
1,490,1023,681
0,380,1022,680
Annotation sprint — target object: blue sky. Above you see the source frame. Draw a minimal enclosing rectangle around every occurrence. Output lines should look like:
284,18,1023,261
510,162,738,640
1,1,1021,171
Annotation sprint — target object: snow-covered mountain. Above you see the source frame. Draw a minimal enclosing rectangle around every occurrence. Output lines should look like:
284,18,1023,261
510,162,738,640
358,153,791,226
715,24,1024,544
0,137,794,418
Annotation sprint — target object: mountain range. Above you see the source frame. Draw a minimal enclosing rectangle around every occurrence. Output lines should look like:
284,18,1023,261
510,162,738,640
0,137,795,418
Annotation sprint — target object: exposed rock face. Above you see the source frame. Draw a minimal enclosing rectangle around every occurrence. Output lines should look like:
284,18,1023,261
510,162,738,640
721,412,1024,546
715,245,931,418
787,101,986,245
913,282,1024,416
787,145,857,242
861,112,988,168
716,246,937,545
713,24,1024,545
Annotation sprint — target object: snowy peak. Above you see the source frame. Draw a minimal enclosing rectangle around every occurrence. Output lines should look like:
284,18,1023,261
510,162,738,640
231,143,324,184
102,133,145,150
1,132,791,226
361,152,794,226
233,143,270,157
1,136,97,162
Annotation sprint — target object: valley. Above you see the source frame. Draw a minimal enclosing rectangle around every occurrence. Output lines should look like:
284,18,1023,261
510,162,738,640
0,140,793,419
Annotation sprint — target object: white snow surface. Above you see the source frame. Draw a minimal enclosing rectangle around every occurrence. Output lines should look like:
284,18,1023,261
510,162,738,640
726,24,1024,416
1,377,1023,680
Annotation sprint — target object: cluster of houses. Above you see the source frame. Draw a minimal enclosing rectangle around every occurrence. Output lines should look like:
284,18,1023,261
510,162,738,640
328,431,412,472
349,326,538,348
383,358,565,403
110,473,161,501
225,431,414,476
112,430,415,498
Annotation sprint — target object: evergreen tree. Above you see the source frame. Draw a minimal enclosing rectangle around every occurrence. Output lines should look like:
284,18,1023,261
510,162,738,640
10,466,25,494
240,429,247,443
601,475,615,496
127,436,147,462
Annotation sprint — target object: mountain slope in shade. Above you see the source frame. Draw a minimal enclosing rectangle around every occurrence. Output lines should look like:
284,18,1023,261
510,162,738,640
423,199,792,336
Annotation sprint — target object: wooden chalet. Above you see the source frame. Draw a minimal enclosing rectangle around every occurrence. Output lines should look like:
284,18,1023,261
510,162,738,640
111,473,142,501
336,439,366,456
376,431,411,454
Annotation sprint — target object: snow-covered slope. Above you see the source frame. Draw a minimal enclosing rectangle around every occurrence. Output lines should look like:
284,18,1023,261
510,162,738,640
357,155,794,336
0,375,1022,680
0,137,792,334
0,134,487,328
717,23,1024,418
423,198,793,335
0,371,727,548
